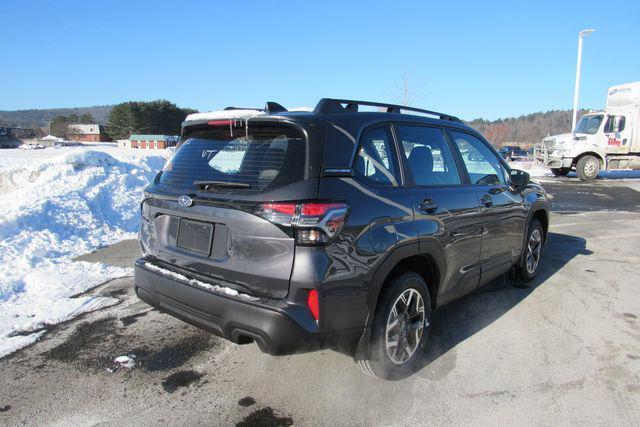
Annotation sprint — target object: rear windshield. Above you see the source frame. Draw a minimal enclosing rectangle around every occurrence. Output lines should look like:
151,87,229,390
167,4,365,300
160,123,306,192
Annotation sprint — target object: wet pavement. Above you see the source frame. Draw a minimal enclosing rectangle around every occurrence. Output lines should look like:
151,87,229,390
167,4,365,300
1,176,639,425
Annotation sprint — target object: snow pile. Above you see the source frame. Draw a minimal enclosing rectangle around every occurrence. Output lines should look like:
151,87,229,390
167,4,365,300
508,160,552,178
0,149,167,358
185,109,266,122
40,135,65,142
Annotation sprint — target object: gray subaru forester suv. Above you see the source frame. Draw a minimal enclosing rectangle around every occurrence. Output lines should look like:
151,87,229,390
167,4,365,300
135,99,549,379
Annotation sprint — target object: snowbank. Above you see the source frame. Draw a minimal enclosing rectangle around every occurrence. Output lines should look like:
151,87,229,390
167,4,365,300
0,149,167,358
507,160,552,178
40,135,65,142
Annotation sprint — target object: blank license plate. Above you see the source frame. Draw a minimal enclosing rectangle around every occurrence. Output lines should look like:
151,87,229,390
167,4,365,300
177,219,214,255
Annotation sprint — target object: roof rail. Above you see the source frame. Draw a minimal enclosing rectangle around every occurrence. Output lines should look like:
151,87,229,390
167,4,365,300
222,102,288,114
313,98,461,122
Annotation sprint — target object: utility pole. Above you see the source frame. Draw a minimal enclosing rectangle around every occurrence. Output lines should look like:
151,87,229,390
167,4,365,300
571,29,596,132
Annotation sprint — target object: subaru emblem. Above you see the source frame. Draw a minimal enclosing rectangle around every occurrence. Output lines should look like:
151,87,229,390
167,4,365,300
178,195,193,207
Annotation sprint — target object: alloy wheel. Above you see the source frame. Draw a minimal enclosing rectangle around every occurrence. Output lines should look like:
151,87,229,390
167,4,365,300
526,229,542,274
385,288,427,365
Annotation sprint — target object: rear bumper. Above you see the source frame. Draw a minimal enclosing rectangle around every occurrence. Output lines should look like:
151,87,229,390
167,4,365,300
134,259,359,355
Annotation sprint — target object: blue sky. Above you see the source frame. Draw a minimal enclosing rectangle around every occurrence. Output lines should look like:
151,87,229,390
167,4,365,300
3,0,639,120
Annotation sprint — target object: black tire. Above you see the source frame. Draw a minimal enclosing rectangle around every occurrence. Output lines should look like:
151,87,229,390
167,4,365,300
576,155,599,181
357,272,432,380
550,167,571,177
519,219,544,281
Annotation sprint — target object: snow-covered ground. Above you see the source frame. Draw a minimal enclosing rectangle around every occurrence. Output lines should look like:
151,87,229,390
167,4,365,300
0,144,637,359
508,160,640,181
0,144,158,171
507,160,553,178
0,146,168,357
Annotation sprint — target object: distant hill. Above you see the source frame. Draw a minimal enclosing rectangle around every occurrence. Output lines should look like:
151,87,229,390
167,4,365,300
1,104,587,146
466,109,589,147
0,105,112,129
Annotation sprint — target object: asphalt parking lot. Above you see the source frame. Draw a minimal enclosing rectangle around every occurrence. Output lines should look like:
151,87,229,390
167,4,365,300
1,175,639,426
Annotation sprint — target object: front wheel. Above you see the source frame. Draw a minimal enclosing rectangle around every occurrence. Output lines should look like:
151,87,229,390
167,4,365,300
519,219,544,281
357,272,432,380
550,167,571,177
576,155,600,180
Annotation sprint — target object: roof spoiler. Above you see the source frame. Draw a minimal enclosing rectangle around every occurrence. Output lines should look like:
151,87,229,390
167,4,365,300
222,102,288,114
313,98,461,122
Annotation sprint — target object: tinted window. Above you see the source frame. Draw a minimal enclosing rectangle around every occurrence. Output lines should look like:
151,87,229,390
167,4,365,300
618,116,626,132
354,127,399,187
398,126,461,186
604,115,626,133
159,124,305,192
450,131,507,185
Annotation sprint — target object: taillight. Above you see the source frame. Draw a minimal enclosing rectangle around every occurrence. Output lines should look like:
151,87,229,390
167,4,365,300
307,289,319,321
255,202,297,227
255,202,349,245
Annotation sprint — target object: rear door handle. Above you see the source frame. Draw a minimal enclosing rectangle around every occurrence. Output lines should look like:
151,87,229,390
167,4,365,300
480,194,493,207
418,198,438,213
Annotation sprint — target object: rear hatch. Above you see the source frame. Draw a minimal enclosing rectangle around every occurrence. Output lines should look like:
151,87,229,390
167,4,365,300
140,117,323,299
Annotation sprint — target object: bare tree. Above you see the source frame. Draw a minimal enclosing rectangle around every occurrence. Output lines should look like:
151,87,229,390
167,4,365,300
390,75,424,107
483,123,511,147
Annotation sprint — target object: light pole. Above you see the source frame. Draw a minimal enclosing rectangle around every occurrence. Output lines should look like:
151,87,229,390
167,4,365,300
571,29,596,132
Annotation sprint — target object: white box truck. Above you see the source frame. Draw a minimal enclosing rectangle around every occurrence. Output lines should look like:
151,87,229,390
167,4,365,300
535,81,640,180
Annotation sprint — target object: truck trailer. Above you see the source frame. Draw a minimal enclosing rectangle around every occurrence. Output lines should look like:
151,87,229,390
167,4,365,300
535,81,640,180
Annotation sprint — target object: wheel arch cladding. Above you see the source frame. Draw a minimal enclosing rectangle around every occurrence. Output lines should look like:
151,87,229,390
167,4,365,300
531,209,549,241
376,252,441,316
354,248,442,362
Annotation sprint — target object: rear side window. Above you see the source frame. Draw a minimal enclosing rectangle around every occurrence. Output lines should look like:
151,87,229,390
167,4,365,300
397,125,461,186
354,126,399,187
160,123,306,192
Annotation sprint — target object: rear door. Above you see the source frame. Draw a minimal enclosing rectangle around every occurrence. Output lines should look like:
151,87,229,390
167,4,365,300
396,124,483,300
140,120,321,299
348,124,416,254
447,130,527,283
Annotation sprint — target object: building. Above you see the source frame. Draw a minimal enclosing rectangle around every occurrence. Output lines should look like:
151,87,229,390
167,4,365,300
0,127,35,148
129,135,179,149
67,124,112,143
117,139,132,148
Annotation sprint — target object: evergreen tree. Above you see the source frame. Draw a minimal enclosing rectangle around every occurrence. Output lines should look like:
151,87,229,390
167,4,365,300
107,100,196,140
80,113,94,124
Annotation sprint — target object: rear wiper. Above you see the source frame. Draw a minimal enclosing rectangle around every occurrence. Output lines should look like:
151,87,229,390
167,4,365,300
194,180,252,191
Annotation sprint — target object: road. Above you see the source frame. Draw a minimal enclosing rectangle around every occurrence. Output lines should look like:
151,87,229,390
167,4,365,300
1,176,640,425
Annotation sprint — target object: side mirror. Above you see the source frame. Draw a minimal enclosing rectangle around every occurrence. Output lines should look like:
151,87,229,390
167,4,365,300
509,169,530,187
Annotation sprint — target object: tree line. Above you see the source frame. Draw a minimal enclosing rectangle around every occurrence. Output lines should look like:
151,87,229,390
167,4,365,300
107,100,197,140
2,97,592,146
467,109,589,148
46,100,196,140
49,113,95,138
